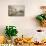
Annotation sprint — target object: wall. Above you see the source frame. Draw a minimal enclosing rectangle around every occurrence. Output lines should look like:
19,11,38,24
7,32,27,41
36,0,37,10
0,0,46,39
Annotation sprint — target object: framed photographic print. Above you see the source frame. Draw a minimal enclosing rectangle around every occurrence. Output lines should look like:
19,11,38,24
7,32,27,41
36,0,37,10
8,5,25,16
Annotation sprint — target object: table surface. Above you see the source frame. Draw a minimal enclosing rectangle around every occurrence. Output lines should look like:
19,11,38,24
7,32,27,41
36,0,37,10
14,43,46,46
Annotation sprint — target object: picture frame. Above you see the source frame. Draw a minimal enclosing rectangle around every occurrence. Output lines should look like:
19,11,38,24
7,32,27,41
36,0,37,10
8,5,25,16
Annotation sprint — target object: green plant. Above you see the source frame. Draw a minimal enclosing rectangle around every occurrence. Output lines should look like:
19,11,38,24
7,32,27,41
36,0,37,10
36,14,46,21
5,26,18,39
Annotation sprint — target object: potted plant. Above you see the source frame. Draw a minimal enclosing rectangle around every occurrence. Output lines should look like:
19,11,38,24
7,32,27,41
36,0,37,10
36,6,46,27
5,26,18,43
36,14,46,27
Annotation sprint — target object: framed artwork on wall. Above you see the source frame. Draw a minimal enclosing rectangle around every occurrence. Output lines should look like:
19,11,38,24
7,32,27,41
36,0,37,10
8,5,25,16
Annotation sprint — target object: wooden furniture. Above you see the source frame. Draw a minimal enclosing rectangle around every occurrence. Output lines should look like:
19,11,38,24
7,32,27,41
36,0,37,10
0,36,6,44
14,37,33,45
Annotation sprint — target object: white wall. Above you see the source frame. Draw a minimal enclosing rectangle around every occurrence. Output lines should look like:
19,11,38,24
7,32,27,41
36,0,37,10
0,0,46,38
